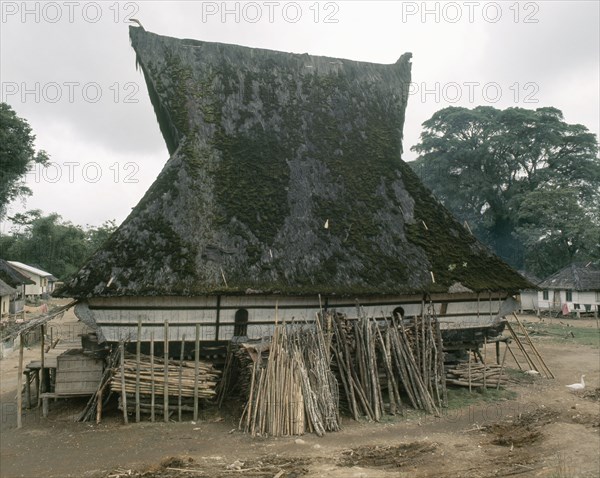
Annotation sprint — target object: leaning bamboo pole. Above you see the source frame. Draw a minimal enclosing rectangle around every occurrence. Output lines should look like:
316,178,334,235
150,332,155,422
194,324,200,422
120,340,128,424
163,321,169,422
136,319,141,423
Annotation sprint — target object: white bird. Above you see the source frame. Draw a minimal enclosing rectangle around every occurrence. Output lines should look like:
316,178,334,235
565,375,585,392
524,370,540,376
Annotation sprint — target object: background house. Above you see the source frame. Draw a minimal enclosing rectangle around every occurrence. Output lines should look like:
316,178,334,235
0,259,35,316
518,271,542,313
537,263,600,316
0,279,17,320
6,261,54,299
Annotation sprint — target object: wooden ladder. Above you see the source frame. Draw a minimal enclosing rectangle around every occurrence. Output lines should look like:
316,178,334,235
504,313,554,379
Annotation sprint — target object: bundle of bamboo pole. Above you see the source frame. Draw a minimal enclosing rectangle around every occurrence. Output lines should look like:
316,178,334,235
239,321,340,437
330,312,446,420
110,353,221,406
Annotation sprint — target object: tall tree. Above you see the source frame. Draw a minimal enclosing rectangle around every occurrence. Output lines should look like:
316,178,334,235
0,210,117,280
0,103,49,218
410,106,599,277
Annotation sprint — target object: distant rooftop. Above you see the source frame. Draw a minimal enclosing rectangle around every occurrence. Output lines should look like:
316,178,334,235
538,263,600,291
7,261,54,278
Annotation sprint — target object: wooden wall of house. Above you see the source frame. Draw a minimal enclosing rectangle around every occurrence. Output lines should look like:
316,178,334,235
519,290,539,311
78,292,508,344
538,290,599,312
0,295,10,319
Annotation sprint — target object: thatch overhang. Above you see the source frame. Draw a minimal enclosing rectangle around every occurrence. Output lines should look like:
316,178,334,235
0,278,17,297
0,259,35,287
518,271,542,290
56,28,531,299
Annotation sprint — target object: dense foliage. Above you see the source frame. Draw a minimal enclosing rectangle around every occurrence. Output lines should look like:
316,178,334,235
0,210,116,280
410,106,600,278
0,103,49,218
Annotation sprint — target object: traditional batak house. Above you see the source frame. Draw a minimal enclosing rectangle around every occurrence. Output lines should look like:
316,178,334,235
537,263,600,317
55,28,531,355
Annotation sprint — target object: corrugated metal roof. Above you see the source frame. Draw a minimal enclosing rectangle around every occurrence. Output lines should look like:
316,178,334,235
7,261,53,278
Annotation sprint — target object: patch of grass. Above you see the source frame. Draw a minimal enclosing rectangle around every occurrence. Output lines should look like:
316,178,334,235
445,387,517,410
549,453,570,478
526,322,600,348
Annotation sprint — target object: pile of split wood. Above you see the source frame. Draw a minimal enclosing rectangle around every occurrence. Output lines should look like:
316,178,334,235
111,353,221,414
446,362,512,389
330,313,447,419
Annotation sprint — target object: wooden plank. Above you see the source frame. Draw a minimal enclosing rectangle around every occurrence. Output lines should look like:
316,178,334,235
38,324,45,407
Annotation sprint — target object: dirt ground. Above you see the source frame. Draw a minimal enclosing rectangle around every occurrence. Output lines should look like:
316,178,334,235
0,311,598,478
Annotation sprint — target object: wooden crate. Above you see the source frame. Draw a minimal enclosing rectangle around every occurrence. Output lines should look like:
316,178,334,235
55,349,103,395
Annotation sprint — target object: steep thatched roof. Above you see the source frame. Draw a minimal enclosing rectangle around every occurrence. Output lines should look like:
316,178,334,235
56,28,530,299
0,259,35,287
538,263,600,291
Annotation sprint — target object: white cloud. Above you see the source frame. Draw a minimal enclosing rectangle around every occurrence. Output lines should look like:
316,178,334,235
1,0,598,228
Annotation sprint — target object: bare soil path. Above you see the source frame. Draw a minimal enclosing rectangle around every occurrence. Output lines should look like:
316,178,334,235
1,313,598,478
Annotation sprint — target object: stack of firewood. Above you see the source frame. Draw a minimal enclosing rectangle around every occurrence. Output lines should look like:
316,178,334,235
111,353,221,413
446,362,511,389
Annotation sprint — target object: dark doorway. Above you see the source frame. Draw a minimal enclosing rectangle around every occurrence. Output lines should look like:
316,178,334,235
234,308,249,337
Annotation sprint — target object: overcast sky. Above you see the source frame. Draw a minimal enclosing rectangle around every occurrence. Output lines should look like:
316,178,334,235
1,1,598,231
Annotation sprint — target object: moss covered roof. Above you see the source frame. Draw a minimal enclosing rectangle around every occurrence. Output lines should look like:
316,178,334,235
56,28,531,298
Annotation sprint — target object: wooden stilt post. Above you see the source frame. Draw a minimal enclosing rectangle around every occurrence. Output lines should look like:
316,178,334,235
164,320,169,422
497,341,509,390
482,336,487,392
467,349,472,393
38,324,45,407
495,341,501,365
119,340,128,424
194,324,200,422
150,331,155,422
178,334,185,422
17,334,24,429
135,318,142,423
